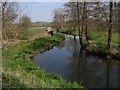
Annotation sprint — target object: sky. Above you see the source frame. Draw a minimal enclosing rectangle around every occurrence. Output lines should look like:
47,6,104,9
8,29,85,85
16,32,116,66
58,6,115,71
18,2,64,22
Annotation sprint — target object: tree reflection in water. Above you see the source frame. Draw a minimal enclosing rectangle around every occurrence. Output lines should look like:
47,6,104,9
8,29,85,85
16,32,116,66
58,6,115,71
35,34,120,88
64,35,119,88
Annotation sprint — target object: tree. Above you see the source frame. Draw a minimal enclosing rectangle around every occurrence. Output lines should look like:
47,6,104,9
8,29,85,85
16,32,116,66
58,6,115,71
20,15,31,30
107,2,113,51
64,2,83,46
18,15,31,40
76,2,83,46
116,1,120,33
53,8,65,32
84,2,88,40
64,2,77,31
2,1,31,47
64,2,89,47
2,2,19,47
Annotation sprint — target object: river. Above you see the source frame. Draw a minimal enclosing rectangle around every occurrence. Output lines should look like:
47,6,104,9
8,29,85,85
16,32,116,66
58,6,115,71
34,34,120,88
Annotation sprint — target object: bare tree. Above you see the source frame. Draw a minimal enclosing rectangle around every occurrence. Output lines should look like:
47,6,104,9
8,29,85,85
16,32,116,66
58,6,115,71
1,1,31,48
64,2,89,47
20,15,31,30
117,1,120,51
64,2,83,46
64,2,77,31
84,2,88,40
2,2,19,47
53,8,65,32
76,2,83,46
17,15,31,40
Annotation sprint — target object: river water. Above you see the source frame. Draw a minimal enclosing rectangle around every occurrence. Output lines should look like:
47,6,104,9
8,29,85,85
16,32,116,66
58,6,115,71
34,34,120,88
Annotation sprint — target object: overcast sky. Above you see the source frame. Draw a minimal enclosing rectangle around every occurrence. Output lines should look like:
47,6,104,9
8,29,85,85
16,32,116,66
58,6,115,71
18,2,64,22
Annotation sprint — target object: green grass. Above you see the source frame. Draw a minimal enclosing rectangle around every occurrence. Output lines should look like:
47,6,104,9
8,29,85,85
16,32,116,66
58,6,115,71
2,34,83,88
83,29,119,58
60,27,119,55
88,30,107,51
88,30,119,52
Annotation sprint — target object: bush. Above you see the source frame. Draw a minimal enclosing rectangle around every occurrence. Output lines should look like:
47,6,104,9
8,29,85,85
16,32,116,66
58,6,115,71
18,32,28,40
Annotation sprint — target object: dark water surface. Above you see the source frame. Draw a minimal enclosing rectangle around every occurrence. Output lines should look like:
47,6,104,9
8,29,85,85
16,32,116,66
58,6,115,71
34,34,120,88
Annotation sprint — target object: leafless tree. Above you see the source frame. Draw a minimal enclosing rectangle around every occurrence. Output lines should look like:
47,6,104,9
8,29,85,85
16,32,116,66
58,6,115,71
2,2,19,48
64,2,77,31
1,1,31,48
53,8,65,32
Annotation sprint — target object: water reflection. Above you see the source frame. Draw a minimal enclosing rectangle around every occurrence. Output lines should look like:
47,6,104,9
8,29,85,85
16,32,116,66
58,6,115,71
34,34,120,88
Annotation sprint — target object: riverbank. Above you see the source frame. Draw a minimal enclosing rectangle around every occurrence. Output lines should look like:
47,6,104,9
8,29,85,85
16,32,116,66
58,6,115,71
60,29,120,61
86,30,120,60
2,34,83,88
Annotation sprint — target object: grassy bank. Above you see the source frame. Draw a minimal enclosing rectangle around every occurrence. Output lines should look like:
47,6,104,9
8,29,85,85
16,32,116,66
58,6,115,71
86,30,120,60
59,28,119,60
2,34,82,88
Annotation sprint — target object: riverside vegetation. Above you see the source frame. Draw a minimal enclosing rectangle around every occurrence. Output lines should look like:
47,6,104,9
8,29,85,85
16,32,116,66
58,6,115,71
59,28,119,60
2,34,83,88
86,30,119,59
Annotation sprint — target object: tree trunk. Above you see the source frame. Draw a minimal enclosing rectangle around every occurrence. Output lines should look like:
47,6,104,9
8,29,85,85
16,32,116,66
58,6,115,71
81,2,84,39
107,2,113,51
81,2,87,47
84,2,88,41
73,25,76,31
76,2,83,47
118,2,120,49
